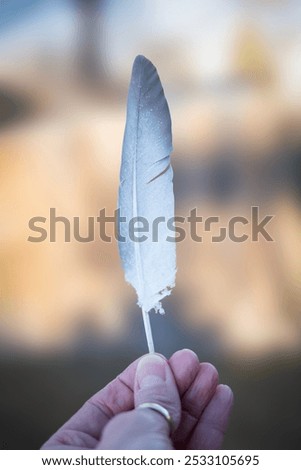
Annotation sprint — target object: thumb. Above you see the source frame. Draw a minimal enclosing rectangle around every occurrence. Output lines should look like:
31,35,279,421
134,354,181,426
97,354,181,450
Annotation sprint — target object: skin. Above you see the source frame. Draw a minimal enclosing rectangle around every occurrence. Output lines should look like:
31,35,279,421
42,349,234,450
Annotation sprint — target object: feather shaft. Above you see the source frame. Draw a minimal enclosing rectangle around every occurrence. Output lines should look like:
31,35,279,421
142,309,155,354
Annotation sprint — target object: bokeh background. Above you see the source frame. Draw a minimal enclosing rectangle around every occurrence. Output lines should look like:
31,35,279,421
1,0,301,449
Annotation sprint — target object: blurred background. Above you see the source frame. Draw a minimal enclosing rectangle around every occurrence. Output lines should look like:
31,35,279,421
0,0,301,449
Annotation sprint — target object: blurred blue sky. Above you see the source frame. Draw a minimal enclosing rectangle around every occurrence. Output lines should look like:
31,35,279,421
1,0,301,82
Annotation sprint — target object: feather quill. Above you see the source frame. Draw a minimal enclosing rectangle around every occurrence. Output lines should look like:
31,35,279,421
118,55,176,353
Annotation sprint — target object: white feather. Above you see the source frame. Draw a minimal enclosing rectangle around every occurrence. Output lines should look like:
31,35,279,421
118,55,176,352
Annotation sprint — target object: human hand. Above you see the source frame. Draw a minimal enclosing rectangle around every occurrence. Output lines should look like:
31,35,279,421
42,349,233,450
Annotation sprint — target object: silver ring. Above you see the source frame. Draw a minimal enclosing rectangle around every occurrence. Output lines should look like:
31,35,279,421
137,402,174,433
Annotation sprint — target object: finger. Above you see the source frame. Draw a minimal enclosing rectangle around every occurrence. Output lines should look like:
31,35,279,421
169,349,204,447
169,349,200,396
172,362,219,448
97,354,181,450
42,357,141,449
188,384,234,450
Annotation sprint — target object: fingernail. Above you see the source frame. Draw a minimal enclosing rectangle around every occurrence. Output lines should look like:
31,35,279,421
136,354,167,389
181,349,199,359
219,384,234,404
